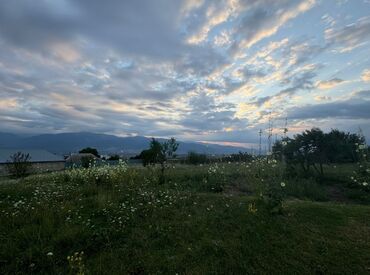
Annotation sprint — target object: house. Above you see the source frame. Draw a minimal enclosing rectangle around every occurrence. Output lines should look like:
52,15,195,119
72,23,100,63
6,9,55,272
0,149,65,176
65,153,99,167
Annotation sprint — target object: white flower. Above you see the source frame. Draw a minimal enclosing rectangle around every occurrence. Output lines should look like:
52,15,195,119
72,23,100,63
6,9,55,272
280,182,286,187
359,144,366,150
47,252,53,256
363,182,368,186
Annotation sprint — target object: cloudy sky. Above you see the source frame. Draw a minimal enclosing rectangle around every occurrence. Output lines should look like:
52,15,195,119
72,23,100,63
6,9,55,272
1,0,370,147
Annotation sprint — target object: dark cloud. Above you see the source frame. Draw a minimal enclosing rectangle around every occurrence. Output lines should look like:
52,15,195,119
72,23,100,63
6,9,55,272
288,92,370,120
0,0,368,144
0,0,188,58
230,0,315,54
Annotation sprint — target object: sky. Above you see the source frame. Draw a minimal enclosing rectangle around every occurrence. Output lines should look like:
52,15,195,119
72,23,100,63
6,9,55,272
0,0,370,148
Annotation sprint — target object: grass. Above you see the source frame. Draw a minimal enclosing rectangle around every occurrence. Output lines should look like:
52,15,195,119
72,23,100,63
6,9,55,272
0,162,369,274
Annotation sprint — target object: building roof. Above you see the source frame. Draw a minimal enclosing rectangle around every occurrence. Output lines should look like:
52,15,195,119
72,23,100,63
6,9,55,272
0,149,65,163
65,153,98,163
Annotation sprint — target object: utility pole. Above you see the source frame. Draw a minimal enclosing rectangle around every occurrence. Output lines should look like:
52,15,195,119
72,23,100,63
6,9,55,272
267,113,273,156
283,117,288,138
258,129,262,156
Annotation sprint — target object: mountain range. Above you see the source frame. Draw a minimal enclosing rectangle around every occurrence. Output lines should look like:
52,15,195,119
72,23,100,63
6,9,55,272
0,132,248,155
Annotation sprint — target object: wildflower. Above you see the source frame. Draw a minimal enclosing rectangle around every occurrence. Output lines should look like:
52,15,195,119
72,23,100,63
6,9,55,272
363,182,368,186
248,203,257,213
280,182,286,187
46,252,53,256
359,144,366,150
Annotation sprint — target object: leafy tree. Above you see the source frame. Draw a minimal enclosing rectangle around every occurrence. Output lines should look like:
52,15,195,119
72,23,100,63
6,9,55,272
220,152,253,163
108,154,120,161
274,128,366,178
79,147,100,158
157,137,179,184
6,152,32,178
187,151,208,165
139,138,179,184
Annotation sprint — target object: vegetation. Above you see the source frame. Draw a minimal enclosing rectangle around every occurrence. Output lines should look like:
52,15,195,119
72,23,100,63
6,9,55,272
186,151,209,165
186,151,254,165
80,155,96,169
108,154,120,161
0,129,369,273
79,147,100,158
6,151,32,178
138,138,179,184
1,154,369,273
273,128,368,178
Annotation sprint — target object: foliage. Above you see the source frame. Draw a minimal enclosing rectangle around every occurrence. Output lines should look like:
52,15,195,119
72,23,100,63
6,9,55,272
6,151,32,178
275,128,365,178
186,151,209,165
139,138,179,184
349,142,369,192
80,155,95,168
249,158,286,214
79,147,100,158
108,154,120,161
64,159,128,186
204,163,226,192
220,152,254,163
1,162,370,274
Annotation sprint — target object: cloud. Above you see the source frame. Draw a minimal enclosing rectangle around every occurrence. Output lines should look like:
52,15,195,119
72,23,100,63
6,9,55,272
230,0,316,55
288,91,370,120
0,0,369,143
0,0,189,59
325,16,370,52
316,78,344,89
314,95,332,101
180,92,242,132
362,69,370,82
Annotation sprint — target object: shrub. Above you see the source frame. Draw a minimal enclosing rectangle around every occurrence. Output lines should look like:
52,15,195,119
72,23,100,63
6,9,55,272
6,152,32,178
204,163,226,192
186,151,208,165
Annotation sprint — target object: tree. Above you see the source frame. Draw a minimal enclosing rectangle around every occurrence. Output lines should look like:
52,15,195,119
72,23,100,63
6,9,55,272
187,151,208,165
275,128,366,178
159,137,179,183
79,147,100,157
6,152,32,178
139,137,179,184
108,154,120,161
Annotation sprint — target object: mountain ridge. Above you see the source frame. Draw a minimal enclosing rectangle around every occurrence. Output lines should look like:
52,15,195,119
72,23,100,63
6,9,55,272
0,132,249,155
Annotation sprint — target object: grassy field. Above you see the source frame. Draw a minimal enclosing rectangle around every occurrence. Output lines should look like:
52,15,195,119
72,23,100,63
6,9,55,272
1,162,370,274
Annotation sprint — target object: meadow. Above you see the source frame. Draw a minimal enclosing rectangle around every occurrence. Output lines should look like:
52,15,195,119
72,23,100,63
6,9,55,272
0,159,369,274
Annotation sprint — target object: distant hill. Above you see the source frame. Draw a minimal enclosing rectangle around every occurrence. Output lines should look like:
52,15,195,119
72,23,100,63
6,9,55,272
0,132,248,155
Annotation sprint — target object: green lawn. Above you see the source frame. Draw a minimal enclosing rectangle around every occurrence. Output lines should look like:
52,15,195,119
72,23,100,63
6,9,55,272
1,164,369,274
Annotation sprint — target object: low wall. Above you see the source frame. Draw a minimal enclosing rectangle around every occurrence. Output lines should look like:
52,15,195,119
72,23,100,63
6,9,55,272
0,161,65,176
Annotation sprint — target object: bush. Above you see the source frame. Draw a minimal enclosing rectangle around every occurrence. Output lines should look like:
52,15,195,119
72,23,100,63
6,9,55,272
6,152,32,178
186,152,208,165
